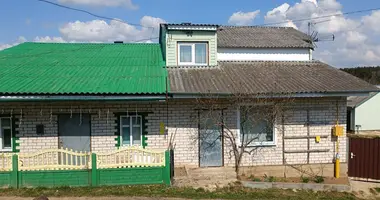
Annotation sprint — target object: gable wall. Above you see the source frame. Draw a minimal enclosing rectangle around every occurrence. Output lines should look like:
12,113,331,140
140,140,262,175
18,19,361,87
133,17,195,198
354,92,380,131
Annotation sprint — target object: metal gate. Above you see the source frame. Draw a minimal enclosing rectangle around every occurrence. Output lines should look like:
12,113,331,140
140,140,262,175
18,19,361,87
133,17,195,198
348,137,380,180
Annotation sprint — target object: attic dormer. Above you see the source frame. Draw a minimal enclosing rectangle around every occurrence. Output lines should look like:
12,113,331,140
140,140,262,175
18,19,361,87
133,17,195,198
159,23,314,66
159,23,219,66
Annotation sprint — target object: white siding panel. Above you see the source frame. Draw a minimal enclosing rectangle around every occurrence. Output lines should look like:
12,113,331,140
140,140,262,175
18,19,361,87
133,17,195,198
217,48,311,61
354,92,380,131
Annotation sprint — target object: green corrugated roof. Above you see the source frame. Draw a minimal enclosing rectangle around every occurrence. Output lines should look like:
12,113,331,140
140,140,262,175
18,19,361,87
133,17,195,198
0,42,167,95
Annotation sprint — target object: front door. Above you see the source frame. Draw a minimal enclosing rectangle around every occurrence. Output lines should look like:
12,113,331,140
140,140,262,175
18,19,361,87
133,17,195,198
58,114,91,152
199,110,223,167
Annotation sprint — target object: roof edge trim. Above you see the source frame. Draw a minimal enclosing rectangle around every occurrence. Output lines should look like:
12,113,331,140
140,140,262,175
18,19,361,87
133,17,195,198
171,92,374,99
0,95,167,102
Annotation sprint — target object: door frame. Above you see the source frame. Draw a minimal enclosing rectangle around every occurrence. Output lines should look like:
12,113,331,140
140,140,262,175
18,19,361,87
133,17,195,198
198,109,224,167
57,113,92,151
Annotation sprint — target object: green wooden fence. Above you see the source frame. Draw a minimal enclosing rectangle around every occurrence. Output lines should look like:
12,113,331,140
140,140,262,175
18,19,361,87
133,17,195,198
0,151,171,188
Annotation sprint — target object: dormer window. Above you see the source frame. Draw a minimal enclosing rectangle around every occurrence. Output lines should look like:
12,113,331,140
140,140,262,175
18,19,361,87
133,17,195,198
178,42,208,65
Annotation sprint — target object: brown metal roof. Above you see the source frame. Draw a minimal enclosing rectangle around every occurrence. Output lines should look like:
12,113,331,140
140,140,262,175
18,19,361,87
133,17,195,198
168,61,378,95
217,26,314,49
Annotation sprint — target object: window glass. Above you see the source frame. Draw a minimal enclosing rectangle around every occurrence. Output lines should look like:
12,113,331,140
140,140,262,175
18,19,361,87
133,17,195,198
240,107,274,145
195,43,207,64
131,116,141,126
180,45,192,62
3,129,11,148
1,118,10,128
132,127,141,145
121,127,130,145
121,117,130,126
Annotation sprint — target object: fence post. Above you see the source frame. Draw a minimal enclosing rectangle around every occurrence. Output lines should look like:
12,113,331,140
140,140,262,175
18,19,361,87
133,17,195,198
91,153,98,187
11,154,18,188
163,151,171,185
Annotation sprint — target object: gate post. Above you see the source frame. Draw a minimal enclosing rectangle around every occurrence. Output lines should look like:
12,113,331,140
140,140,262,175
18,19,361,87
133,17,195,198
91,153,98,187
163,151,171,185
11,154,18,188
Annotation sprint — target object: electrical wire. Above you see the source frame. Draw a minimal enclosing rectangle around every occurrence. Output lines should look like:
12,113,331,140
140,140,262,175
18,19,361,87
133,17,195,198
35,0,157,43
36,0,154,29
257,7,380,26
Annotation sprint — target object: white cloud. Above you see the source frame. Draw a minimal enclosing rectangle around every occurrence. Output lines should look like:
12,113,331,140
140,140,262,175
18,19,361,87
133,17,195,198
0,36,27,51
319,0,342,11
1,15,165,51
264,3,297,28
59,16,166,42
345,31,367,46
261,0,380,67
362,11,380,34
34,36,67,43
228,10,260,25
286,1,317,20
58,0,138,9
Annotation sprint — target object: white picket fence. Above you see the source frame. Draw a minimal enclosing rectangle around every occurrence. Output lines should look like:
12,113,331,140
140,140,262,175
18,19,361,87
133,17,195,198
18,148,91,171
97,147,166,169
0,147,166,171
0,153,14,171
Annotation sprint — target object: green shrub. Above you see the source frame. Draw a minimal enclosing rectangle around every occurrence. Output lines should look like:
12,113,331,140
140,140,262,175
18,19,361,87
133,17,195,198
267,176,276,182
252,177,261,182
314,176,324,183
300,176,310,183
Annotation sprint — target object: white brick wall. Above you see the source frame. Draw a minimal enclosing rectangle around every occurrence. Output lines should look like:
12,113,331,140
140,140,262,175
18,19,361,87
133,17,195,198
0,97,347,168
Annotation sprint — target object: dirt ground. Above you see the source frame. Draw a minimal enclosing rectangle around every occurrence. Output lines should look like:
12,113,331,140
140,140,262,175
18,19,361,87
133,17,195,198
0,198,191,200
240,175,350,185
350,180,380,199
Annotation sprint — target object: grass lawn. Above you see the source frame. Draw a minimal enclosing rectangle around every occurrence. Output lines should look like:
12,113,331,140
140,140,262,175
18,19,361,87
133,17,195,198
0,185,359,200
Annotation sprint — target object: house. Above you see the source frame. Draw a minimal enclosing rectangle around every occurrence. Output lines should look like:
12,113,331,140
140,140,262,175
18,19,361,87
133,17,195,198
347,86,380,132
0,23,377,178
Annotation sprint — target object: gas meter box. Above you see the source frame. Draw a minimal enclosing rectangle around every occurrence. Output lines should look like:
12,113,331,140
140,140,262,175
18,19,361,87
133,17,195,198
332,125,344,137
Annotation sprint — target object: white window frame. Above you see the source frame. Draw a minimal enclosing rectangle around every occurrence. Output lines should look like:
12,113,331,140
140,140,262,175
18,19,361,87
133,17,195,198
119,115,142,146
177,42,208,65
0,117,12,151
236,106,276,147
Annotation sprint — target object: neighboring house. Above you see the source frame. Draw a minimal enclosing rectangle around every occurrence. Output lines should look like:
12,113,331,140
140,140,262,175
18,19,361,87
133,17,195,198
347,86,380,132
0,23,377,173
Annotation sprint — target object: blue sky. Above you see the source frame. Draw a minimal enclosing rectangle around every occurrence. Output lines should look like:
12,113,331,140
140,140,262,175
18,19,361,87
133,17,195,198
1,0,380,67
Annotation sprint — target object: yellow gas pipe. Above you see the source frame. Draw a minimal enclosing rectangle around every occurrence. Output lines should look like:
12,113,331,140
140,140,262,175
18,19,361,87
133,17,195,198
335,101,340,178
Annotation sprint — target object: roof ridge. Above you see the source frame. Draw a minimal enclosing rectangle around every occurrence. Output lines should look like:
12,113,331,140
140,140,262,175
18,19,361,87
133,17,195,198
219,25,292,29
218,60,321,64
166,65,219,69
23,42,160,45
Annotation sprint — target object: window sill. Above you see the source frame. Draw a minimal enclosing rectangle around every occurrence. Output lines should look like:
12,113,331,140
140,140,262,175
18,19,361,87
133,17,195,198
243,143,276,147
0,149,13,152
178,63,208,66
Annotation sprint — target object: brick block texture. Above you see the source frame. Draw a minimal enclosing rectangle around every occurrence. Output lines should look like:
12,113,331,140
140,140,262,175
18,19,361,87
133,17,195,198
0,97,347,167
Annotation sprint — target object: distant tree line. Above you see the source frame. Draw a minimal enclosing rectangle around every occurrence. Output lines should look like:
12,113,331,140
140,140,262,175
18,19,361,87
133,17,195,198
341,67,380,85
